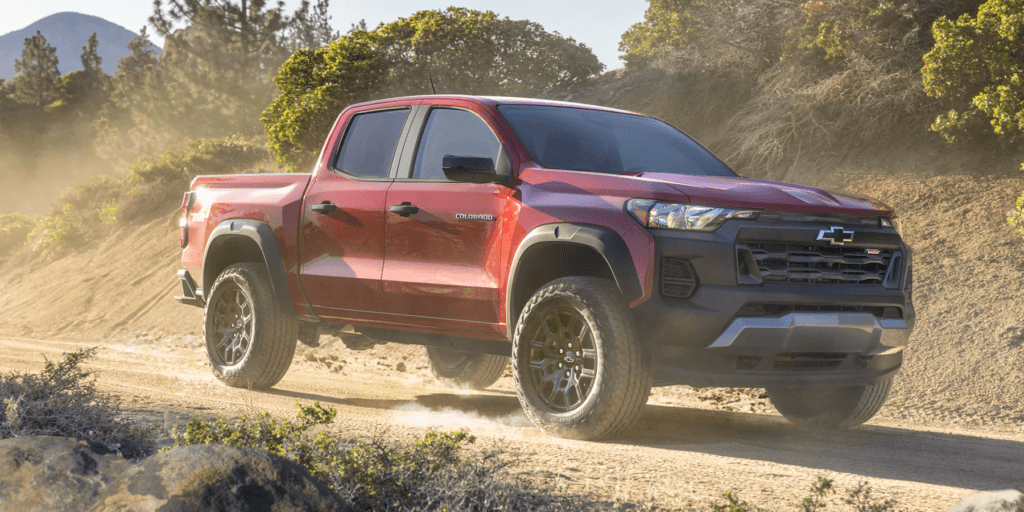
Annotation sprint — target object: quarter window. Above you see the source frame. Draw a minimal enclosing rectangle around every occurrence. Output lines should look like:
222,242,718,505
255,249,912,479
412,108,502,180
334,108,409,179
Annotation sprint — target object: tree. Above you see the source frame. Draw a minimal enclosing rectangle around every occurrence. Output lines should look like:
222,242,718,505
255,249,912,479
287,0,339,50
95,27,180,165
61,33,109,116
261,7,604,170
81,32,103,73
150,0,295,136
11,31,61,107
922,0,1024,143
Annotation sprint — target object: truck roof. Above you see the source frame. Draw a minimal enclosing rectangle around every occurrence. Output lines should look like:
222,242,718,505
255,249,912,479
350,94,642,116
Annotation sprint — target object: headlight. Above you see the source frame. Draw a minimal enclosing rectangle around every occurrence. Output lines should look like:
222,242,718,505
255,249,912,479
880,216,902,235
626,199,759,231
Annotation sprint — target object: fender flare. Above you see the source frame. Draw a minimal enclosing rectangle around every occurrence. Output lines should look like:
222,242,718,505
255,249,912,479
506,223,643,337
202,219,294,315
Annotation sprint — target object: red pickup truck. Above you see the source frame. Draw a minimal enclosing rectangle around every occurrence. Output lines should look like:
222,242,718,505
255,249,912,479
176,95,913,440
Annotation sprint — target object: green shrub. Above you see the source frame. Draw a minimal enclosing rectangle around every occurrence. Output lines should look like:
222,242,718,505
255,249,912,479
35,203,88,258
0,213,36,257
922,0,1024,143
171,404,589,510
34,176,120,258
117,136,271,223
0,348,158,459
32,137,272,259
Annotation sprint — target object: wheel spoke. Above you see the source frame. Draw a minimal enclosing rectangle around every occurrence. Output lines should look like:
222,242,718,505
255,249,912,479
580,368,596,379
572,380,584,406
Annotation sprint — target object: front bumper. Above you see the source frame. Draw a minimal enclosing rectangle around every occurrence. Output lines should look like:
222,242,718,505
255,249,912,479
634,219,914,388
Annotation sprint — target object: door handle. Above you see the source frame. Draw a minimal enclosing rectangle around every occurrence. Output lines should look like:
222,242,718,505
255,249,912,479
389,202,419,217
312,202,338,214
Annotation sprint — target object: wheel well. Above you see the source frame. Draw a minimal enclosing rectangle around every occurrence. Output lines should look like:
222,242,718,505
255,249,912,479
509,243,616,330
203,235,265,293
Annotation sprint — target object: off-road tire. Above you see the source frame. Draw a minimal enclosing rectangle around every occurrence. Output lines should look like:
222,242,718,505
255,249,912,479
204,263,298,389
512,277,652,440
424,347,508,389
767,378,893,429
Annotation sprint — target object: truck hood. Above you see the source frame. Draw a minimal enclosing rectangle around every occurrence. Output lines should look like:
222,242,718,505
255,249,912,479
631,172,893,216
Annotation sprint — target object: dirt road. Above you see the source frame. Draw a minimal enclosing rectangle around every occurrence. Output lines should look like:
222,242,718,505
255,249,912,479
2,334,1020,511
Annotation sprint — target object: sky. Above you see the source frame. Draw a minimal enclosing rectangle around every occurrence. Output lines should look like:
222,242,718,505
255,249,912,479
0,0,649,71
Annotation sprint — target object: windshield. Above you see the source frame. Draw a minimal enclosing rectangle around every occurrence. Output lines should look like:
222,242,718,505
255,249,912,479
497,105,735,177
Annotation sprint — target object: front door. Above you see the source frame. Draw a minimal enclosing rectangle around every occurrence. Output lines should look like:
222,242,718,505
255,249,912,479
381,106,512,335
298,106,411,320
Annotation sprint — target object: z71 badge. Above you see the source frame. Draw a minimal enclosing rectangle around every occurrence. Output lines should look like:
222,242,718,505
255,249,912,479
455,213,495,221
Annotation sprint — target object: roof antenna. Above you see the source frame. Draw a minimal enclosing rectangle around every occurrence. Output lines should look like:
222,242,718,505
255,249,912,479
428,75,437,94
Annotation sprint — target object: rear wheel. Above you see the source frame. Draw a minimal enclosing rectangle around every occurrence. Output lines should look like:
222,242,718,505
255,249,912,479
204,263,298,389
767,378,892,429
512,277,651,440
424,347,508,390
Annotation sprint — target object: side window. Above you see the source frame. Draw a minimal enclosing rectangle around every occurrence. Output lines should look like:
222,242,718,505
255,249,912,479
334,109,409,179
412,108,502,180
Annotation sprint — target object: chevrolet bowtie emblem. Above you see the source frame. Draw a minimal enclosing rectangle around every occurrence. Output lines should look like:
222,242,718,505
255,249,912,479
817,226,854,245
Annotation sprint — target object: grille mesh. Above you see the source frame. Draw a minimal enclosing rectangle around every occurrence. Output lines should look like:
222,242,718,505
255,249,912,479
740,243,893,285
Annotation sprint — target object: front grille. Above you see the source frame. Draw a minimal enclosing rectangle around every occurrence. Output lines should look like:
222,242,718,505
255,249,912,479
735,303,901,318
661,257,698,299
738,242,893,285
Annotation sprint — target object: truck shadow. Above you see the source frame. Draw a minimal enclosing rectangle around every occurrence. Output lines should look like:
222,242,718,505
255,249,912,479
264,387,1024,491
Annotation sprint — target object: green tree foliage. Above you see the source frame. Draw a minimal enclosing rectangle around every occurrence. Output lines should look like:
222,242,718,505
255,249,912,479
11,31,61,107
262,7,604,170
618,0,796,73
619,0,698,70
922,0,1024,143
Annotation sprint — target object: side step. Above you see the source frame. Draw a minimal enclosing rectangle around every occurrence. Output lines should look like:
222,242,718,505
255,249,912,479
174,269,204,307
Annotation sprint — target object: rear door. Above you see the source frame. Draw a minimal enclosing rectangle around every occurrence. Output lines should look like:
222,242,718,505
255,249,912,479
381,103,514,336
298,105,415,321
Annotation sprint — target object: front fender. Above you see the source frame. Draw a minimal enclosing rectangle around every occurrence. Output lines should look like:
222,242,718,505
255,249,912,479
506,223,643,337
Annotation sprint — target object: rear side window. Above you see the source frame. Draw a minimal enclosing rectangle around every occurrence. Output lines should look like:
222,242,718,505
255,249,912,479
334,108,409,178
412,108,502,180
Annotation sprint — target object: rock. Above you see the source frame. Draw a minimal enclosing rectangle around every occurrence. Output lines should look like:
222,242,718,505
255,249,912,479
0,436,128,512
0,436,351,512
95,443,351,511
396,362,407,372
949,490,1024,512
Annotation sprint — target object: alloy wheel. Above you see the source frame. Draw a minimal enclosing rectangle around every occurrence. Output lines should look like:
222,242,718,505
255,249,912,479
210,283,254,366
527,307,598,412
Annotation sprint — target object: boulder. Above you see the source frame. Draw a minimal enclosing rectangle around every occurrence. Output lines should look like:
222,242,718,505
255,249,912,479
0,436,351,511
0,436,127,512
949,490,1024,512
95,443,349,511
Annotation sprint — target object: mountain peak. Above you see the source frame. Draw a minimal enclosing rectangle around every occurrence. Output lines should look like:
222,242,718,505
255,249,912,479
0,12,161,81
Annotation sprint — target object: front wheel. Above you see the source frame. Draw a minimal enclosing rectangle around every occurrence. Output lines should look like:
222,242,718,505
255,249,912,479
766,377,893,429
204,263,298,389
512,277,651,440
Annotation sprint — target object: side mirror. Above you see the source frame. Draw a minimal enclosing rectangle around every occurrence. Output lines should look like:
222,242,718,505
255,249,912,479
441,155,507,184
